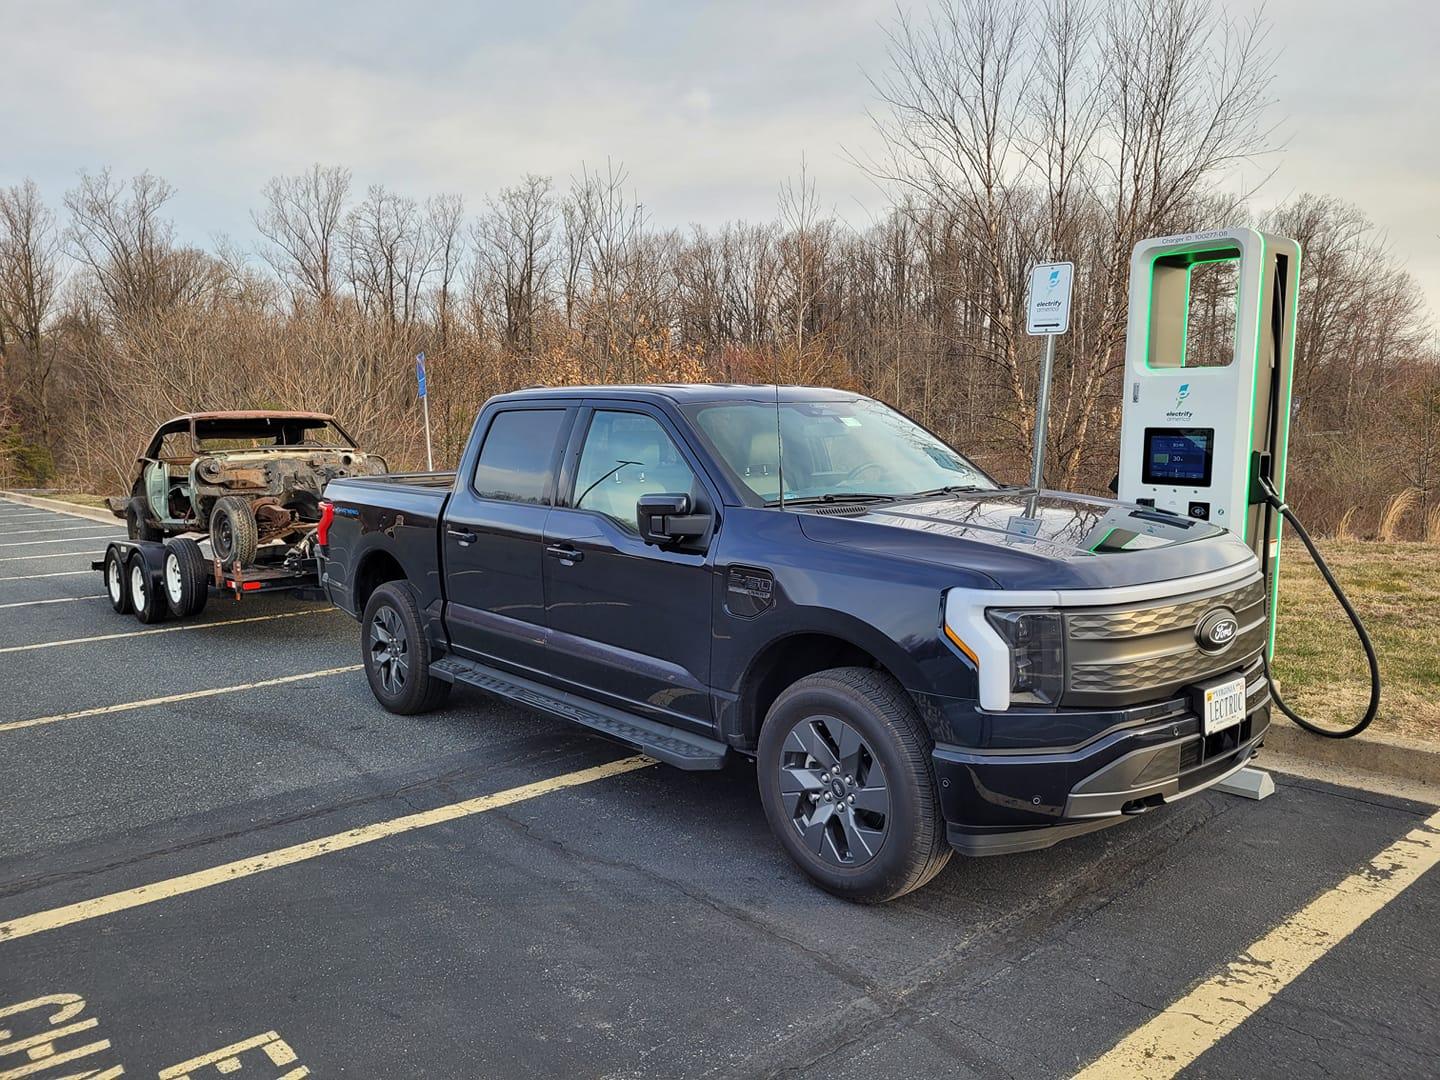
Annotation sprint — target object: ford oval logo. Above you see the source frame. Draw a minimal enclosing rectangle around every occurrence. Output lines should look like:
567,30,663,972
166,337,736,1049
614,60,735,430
1196,608,1239,652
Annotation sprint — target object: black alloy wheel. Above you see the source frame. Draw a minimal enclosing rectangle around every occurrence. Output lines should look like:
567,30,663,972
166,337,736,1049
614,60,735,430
757,667,951,902
360,582,451,715
778,715,891,868
370,604,410,697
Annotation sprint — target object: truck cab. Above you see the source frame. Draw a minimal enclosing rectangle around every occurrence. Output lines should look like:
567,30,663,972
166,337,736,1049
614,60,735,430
319,385,1271,902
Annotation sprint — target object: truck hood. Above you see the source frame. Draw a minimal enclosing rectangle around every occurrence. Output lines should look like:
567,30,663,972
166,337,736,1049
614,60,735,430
794,489,1257,591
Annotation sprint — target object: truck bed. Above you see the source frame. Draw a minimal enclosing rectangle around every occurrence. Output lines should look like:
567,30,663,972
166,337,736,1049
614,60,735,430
320,472,455,618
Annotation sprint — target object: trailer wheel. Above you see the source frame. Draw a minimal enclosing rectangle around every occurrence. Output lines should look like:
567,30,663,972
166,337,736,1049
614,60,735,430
210,496,258,567
127,550,168,625
163,538,210,619
104,547,132,615
126,498,162,542
361,582,450,715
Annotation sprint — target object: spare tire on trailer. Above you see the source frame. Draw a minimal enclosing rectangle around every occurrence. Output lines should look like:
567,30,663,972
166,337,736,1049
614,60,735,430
162,537,210,619
126,497,162,542
209,496,258,567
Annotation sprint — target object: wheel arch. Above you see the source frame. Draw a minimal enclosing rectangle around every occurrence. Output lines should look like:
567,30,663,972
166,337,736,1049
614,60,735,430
737,629,918,749
352,548,409,614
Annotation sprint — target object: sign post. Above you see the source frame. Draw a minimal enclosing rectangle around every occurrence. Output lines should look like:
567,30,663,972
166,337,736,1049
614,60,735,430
415,352,433,472
1024,261,1074,515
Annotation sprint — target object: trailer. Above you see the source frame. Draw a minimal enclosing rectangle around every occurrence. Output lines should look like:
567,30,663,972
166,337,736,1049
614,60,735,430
94,533,325,624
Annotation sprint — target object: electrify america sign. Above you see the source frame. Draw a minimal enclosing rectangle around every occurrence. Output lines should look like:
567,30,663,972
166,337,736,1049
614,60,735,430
1026,261,1074,336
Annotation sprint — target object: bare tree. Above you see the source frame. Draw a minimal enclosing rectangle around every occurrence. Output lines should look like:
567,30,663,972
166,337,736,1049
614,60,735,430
473,175,555,353
64,170,207,321
254,164,351,309
0,180,64,442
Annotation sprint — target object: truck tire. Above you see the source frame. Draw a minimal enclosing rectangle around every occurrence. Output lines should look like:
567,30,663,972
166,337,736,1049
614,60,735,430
162,537,210,619
210,496,258,567
104,546,132,615
361,582,451,715
126,498,162,542
127,550,169,625
757,667,951,903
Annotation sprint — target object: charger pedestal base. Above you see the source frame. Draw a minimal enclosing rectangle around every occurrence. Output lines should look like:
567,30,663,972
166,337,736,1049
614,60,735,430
1215,766,1275,801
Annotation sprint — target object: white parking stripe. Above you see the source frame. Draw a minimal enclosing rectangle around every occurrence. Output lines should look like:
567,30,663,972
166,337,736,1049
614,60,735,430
0,523,112,535
0,534,117,548
0,551,101,562
0,514,70,522
0,595,107,609
0,664,364,733
0,570,95,581
0,608,336,654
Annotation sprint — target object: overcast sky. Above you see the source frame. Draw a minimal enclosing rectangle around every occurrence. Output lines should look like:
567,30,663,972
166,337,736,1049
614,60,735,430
3,0,1437,319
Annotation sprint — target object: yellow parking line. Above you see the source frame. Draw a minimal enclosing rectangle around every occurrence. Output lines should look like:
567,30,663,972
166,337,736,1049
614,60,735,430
1073,808,1440,1079
0,664,363,733
0,534,117,547
0,608,335,655
0,755,655,943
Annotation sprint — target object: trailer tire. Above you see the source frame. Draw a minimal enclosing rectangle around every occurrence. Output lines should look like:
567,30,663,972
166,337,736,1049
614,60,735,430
163,538,210,619
127,550,169,625
210,496,258,568
104,546,132,615
126,498,162,542
361,582,451,715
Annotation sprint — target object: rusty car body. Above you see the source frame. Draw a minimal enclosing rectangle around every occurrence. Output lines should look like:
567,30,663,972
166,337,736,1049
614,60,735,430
110,411,386,566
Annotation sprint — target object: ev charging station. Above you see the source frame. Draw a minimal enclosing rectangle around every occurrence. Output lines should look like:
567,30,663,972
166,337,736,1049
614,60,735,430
1112,227,1379,746
1117,227,1301,653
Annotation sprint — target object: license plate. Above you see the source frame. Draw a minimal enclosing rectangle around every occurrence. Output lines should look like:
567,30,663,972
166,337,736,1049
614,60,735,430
1202,674,1247,735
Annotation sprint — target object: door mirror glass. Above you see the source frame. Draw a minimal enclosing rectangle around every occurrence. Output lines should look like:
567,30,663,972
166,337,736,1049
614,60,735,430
637,493,708,545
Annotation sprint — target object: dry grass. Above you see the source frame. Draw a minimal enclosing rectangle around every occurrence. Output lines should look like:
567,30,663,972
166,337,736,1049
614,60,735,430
1335,506,1360,541
1376,488,1420,542
1270,538,1440,742
3,489,114,509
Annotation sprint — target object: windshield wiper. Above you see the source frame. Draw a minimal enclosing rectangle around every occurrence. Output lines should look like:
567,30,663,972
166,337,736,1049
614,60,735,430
768,492,899,507
908,484,989,498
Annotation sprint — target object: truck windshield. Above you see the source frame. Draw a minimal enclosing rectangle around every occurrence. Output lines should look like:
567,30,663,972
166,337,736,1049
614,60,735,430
684,398,996,505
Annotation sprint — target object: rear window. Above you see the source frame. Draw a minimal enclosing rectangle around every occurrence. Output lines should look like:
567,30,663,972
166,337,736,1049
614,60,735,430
471,409,567,504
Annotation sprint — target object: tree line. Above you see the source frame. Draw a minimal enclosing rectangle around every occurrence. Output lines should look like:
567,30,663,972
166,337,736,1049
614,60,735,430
0,0,1434,536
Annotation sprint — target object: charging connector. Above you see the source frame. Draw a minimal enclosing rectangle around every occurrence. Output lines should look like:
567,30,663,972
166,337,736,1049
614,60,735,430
1255,474,1381,739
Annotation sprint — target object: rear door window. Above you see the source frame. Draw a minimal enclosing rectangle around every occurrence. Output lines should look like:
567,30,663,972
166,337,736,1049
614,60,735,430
472,409,567,504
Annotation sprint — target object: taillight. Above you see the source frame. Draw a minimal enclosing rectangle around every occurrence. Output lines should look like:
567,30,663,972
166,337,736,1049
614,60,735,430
317,501,335,547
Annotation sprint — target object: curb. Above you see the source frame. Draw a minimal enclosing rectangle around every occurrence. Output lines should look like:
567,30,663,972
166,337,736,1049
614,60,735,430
0,490,121,526
1264,717,1440,787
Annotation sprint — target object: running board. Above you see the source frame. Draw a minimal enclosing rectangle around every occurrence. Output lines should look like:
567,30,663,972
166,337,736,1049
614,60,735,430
430,655,728,770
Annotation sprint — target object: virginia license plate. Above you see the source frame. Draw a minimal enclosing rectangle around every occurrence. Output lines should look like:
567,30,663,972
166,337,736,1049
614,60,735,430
1202,674,1247,735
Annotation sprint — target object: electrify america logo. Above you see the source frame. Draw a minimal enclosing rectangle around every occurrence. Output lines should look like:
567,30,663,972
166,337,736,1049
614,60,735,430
1165,382,1193,420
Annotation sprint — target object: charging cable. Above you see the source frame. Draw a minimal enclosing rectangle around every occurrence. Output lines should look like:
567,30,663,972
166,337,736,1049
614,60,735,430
1255,474,1381,739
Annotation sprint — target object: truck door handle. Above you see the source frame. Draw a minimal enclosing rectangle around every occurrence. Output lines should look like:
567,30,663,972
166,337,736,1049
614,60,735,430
546,543,584,563
448,527,478,546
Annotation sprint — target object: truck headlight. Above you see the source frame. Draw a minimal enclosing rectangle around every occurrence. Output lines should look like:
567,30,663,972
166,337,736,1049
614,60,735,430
984,609,1065,705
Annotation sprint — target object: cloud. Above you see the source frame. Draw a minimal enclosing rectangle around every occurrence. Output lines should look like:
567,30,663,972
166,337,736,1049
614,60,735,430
2,0,1435,315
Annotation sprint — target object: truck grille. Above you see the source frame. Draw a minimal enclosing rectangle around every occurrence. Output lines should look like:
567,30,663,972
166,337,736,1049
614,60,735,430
1062,573,1267,707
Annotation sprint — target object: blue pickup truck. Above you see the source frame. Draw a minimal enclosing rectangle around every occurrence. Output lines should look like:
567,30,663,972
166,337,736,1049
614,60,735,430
317,385,1270,901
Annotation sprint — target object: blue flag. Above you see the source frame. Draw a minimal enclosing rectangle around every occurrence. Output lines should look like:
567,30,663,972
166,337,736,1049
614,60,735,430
415,352,427,399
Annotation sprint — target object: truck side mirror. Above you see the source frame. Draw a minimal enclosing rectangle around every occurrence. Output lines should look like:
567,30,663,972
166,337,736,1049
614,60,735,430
637,493,709,546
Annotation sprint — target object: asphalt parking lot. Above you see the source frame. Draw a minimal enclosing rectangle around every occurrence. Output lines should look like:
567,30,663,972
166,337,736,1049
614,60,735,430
0,495,1437,1079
